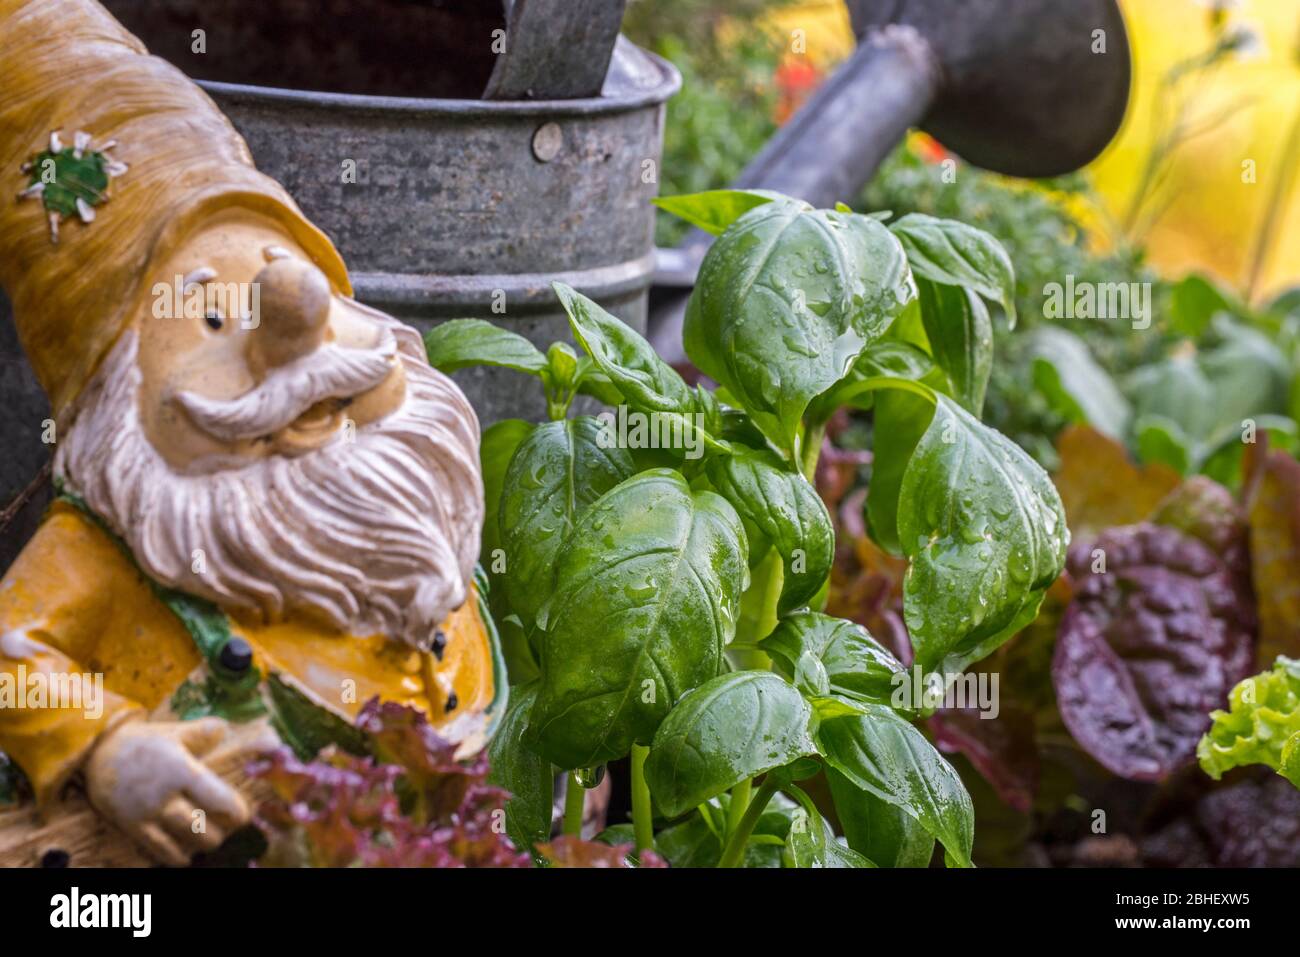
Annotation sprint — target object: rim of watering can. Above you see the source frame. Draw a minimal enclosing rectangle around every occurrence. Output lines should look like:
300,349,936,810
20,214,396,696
197,47,681,118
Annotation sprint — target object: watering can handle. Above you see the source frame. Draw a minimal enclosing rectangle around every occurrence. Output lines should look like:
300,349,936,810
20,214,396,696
483,0,629,100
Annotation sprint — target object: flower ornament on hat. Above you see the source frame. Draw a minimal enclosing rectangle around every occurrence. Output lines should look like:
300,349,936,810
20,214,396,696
18,129,128,242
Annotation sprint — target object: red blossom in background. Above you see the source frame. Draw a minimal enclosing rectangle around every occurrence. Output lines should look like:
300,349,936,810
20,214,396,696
773,57,821,124
911,131,950,165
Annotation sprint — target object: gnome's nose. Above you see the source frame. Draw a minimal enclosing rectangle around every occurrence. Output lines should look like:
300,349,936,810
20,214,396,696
248,257,331,371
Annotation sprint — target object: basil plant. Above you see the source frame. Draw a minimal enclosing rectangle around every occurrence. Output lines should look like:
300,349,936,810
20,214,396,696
425,190,1068,868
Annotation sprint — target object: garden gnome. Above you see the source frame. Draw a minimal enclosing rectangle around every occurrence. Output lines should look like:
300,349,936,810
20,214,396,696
0,0,499,865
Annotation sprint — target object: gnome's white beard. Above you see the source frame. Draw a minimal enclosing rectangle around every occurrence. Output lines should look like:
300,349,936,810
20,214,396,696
55,317,484,649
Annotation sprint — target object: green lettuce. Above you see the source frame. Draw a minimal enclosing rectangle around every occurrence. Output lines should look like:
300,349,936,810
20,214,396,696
1198,656,1300,787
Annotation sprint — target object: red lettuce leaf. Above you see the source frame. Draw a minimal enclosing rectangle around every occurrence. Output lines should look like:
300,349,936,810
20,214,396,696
928,706,1039,814
1053,524,1256,781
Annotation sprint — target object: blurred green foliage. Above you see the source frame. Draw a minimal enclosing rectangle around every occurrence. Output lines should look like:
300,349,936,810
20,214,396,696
624,0,789,246
863,146,1174,467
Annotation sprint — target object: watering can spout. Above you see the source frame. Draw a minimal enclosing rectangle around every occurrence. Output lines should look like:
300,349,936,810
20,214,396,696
483,0,630,101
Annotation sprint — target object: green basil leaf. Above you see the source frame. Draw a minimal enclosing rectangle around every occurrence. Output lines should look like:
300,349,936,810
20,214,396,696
809,696,867,720
1028,327,1130,440
574,359,626,407
785,783,875,868
487,684,555,853
423,319,547,375
480,419,534,571
499,417,636,626
706,447,833,614
827,766,935,867
916,277,992,416
685,199,913,454
817,707,973,867
760,611,905,707
806,340,936,423
653,795,798,868
529,470,749,769
645,671,816,818
865,386,934,555
652,814,722,867
555,282,695,415
889,213,1017,327
854,340,937,381
545,341,579,389
940,593,1046,688
653,188,785,235
899,395,1067,675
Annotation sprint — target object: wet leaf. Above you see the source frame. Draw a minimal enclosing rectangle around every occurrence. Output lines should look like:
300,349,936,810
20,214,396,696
423,319,547,375
817,705,974,867
759,610,904,707
707,447,833,613
784,783,875,868
888,213,1016,326
529,470,748,769
653,188,784,235
1053,524,1256,781
499,417,636,626
685,198,913,453
827,766,934,867
486,684,555,853
899,395,1068,675
916,277,992,416
644,671,815,818
555,283,695,415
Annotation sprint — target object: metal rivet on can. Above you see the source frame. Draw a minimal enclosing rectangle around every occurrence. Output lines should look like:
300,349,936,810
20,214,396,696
531,122,563,162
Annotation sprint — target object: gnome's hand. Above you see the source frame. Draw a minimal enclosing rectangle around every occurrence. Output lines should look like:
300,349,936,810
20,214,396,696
85,717,251,866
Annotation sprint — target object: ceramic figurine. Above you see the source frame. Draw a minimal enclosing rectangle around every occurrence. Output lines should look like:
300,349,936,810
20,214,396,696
0,0,499,865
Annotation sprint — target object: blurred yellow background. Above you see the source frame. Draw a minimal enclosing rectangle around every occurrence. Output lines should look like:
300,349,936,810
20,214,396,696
1093,0,1300,302
760,0,1300,303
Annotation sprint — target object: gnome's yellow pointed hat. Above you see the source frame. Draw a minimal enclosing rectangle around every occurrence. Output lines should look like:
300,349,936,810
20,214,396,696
0,0,350,420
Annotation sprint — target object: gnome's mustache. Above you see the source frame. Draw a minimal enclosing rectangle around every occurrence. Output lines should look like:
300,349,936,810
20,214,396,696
174,329,398,442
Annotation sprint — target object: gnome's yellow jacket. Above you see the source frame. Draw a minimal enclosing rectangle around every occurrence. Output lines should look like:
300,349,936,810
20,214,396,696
0,501,496,808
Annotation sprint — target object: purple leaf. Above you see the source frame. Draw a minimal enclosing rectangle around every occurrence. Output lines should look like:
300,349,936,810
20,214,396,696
1053,523,1255,781
1142,773,1300,867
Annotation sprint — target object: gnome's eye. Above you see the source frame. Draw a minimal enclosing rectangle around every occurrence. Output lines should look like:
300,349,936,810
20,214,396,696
204,311,224,331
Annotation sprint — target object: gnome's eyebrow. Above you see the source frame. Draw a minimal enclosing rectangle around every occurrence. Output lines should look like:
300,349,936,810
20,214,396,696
183,266,216,290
